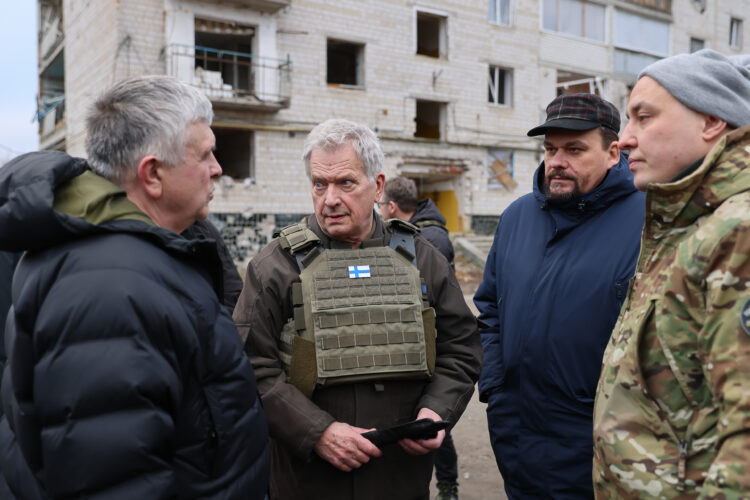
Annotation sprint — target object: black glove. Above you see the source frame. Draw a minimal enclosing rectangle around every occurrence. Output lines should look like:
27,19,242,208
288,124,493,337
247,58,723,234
361,418,450,447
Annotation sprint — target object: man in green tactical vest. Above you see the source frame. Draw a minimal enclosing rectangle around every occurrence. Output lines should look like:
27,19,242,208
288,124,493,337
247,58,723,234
233,118,482,500
380,176,459,500
593,50,750,498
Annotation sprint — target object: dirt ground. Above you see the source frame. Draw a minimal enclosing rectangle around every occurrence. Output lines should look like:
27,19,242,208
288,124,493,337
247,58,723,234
427,257,508,500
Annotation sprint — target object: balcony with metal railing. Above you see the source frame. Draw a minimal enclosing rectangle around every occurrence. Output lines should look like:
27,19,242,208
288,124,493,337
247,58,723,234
166,43,292,112
625,0,671,13
205,0,290,13
37,94,66,149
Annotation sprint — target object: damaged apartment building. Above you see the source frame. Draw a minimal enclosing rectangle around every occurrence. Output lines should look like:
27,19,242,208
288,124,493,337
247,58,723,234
37,0,748,266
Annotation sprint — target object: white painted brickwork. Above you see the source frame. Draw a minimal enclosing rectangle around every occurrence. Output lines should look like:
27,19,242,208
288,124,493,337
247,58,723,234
45,0,750,233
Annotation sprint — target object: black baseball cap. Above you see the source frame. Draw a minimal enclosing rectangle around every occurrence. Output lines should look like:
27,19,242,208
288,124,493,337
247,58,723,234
527,93,621,137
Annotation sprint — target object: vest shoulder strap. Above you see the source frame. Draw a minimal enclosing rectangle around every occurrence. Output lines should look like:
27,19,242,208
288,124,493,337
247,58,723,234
277,223,320,254
277,223,323,271
385,218,418,266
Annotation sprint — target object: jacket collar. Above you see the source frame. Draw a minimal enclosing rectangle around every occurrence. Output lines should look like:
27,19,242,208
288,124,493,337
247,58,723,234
531,152,639,236
645,125,750,235
0,151,213,258
532,152,638,215
307,211,386,249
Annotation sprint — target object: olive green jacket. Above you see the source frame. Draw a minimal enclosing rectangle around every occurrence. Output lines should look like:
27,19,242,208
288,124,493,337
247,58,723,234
593,125,750,499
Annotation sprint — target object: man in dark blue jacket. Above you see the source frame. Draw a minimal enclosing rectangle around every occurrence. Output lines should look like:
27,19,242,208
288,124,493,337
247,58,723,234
0,76,269,499
474,93,645,499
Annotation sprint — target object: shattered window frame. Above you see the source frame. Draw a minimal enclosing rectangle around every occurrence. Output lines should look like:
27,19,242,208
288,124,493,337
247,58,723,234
487,149,516,190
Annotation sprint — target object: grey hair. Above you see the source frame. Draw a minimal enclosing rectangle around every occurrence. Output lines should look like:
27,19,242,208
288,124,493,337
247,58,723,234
85,75,213,185
302,118,384,180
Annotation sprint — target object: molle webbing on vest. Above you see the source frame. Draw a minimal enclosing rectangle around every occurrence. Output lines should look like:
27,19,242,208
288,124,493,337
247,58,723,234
280,242,435,397
311,247,430,384
277,223,322,270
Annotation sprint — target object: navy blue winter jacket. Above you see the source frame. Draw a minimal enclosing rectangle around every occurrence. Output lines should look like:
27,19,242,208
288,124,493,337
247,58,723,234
0,151,269,499
474,154,644,499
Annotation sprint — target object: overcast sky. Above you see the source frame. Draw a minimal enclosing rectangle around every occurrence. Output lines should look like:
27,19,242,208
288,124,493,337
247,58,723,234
0,3,39,161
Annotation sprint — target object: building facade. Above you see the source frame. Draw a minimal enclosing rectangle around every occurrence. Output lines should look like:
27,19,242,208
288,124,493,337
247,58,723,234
37,0,749,265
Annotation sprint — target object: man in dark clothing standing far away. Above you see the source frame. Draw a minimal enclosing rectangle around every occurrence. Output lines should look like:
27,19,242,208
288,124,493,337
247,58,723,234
0,75,270,499
380,176,460,500
233,118,482,500
380,177,455,266
474,93,645,499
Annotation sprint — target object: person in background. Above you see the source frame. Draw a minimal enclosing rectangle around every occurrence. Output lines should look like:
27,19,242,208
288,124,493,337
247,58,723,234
474,93,645,499
380,176,460,500
380,177,454,266
0,75,269,499
234,118,482,500
183,218,243,312
594,49,750,498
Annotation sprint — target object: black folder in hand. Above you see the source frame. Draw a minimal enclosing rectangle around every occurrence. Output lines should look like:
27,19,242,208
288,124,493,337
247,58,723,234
361,419,450,447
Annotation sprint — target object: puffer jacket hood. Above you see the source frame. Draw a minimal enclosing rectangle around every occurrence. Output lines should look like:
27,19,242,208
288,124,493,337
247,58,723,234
0,151,201,257
532,152,638,227
411,198,447,226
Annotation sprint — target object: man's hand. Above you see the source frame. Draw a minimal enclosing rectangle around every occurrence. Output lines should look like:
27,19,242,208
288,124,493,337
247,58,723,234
314,421,383,471
398,407,446,455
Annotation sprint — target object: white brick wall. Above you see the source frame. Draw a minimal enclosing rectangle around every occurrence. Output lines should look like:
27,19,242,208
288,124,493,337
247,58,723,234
48,0,750,231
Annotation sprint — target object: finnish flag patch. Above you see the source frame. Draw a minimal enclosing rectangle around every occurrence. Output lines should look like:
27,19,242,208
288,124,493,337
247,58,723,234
348,265,371,279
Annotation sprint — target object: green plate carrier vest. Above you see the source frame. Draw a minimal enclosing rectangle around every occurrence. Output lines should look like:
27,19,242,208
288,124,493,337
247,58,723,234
276,220,437,398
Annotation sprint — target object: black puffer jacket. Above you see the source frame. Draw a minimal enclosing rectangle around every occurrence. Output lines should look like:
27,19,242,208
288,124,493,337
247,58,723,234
0,151,269,499
183,219,243,312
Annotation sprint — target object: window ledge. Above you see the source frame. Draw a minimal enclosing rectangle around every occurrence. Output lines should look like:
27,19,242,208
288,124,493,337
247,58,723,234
540,29,608,47
327,83,366,90
488,21,514,28
414,53,449,62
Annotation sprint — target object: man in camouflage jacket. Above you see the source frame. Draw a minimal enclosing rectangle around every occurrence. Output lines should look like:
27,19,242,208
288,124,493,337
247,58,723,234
593,50,750,498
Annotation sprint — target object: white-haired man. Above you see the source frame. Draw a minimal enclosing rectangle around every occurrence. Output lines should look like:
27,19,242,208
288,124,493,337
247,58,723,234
234,118,481,500
0,76,269,499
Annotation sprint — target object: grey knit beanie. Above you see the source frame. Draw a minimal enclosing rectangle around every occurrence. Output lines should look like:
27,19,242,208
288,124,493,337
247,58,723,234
638,49,750,128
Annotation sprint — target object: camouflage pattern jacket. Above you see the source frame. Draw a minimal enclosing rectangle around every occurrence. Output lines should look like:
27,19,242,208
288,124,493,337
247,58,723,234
593,125,750,499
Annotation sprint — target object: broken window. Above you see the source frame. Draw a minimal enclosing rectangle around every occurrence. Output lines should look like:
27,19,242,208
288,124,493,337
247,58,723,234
489,0,511,26
488,66,511,105
556,70,603,95
213,128,253,180
543,0,605,42
414,100,445,140
327,39,364,86
487,149,516,190
416,11,447,58
730,18,743,49
690,37,705,53
613,9,669,76
194,19,254,95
